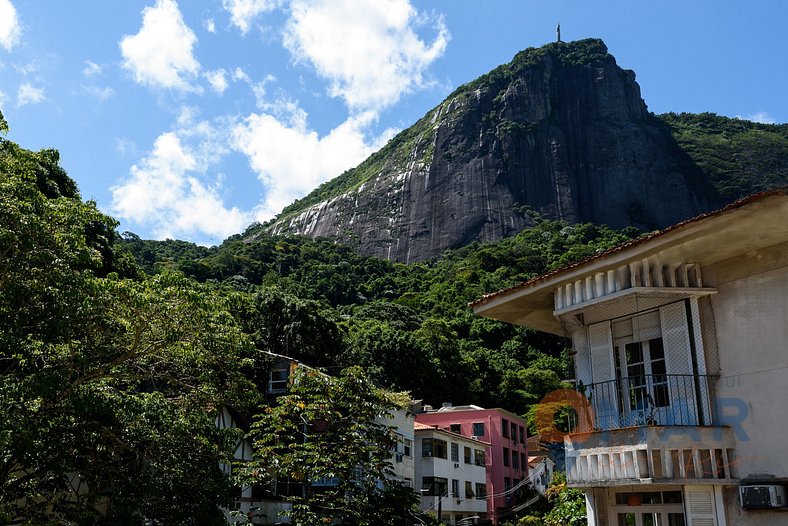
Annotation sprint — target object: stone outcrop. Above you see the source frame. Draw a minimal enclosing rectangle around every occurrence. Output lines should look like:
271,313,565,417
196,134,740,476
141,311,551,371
264,39,717,262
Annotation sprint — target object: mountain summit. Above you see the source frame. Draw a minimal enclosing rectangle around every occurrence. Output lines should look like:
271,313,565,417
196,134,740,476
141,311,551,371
260,39,780,262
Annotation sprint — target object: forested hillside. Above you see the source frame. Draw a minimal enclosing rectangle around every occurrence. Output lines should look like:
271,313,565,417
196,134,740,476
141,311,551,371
1,110,631,523
121,219,639,411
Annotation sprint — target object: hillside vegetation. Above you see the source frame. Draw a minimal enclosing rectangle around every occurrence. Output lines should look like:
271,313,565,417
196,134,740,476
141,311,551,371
1,108,633,523
658,112,788,200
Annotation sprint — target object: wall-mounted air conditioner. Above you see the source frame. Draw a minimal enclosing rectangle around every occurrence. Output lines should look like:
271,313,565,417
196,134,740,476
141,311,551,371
740,485,787,509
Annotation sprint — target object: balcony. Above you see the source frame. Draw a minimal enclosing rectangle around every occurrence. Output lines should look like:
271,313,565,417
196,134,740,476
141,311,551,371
573,374,715,432
564,374,737,487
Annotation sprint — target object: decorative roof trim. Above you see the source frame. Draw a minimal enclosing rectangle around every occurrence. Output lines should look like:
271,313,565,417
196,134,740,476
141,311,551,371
470,187,787,309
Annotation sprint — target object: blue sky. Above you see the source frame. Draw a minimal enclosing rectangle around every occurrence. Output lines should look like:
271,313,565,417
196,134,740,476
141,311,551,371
1,0,785,245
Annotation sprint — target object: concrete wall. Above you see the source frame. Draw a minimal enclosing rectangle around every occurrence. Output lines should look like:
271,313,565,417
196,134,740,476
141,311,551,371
382,408,416,485
415,429,488,519
708,240,788,525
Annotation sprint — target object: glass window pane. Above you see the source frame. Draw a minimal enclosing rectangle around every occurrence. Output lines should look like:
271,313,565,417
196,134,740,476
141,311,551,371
663,491,683,503
617,513,636,526
626,342,643,364
649,338,665,360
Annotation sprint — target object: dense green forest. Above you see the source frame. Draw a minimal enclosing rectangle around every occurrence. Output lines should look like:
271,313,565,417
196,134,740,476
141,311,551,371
658,112,788,200
120,218,639,411
1,109,628,523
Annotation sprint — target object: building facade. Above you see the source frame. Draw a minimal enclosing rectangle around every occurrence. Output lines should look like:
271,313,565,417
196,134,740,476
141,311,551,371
472,189,788,526
415,422,489,524
415,404,530,524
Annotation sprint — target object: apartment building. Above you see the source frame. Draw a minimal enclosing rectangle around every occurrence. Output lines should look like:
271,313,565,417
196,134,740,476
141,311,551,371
416,404,530,524
472,189,788,525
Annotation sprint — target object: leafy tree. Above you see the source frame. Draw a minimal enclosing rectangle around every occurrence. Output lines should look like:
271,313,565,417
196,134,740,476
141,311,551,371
0,134,254,524
238,366,418,525
542,472,586,526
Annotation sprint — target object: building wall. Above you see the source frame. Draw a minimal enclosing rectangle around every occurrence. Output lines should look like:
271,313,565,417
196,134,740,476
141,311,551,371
707,240,788,525
416,408,529,521
415,429,488,521
383,408,416,486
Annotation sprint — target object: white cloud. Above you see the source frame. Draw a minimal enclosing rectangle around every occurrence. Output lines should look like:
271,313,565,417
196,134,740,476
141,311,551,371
17,83,45,106
0,89,6,108
111,122,249,242
222,0,282,35
82,85,115,101
232,67,276,108
204,68,228,95
203,18,216,33
83,60,102,77
283,0,449,112
119,0,201,91
741,111,776,124
0,0,21,51
115,138,138,156
232,102,394,219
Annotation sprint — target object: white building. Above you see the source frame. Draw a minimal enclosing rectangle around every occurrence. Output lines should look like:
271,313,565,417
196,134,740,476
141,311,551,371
218,354,418,525
385,407,416,488
472,189,788,526
415,422,490,525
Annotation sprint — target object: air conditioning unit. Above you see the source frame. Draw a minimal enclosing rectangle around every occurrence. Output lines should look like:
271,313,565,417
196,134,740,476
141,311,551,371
454,463,460,469
471,436,479,440
740,485,787,509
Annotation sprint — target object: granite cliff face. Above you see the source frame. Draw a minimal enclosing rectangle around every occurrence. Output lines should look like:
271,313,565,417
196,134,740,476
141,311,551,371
264,39,718,262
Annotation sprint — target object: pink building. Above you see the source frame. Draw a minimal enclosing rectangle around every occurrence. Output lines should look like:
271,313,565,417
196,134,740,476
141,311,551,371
415,404,529,525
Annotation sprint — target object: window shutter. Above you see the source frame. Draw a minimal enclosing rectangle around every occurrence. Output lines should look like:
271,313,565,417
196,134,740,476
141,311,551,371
660,302,693,375
572,329,592,387
660,302,698,425
588,321,618,429
685,486,718,526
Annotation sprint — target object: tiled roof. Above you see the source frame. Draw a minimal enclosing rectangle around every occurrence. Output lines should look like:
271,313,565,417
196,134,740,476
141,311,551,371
414,422,435,430
469,187,787,309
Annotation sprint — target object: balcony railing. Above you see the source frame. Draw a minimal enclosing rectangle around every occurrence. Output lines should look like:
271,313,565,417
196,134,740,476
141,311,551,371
570,374,715,433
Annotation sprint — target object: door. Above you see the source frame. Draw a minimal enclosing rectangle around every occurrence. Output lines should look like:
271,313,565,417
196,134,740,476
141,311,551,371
616,337,671,426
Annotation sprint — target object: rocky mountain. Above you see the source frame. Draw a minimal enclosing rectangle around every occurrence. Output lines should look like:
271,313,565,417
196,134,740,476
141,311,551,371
257,39,786,262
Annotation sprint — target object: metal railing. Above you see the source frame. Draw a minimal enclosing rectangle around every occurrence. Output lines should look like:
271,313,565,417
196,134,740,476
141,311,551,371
570,374,715,433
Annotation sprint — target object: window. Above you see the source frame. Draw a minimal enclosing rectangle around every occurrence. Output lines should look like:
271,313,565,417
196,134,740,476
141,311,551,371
512,451,519,469
268,369,289,392
501,419,509,438
475,483,487,499
451,442,459,462
511,422,518,442
422,438,432,457
464,446,472,464
503,447,510,467
504,477,511,491
521,453,526,471
404,438,412,457
421,476,448,496
472,422,485,437
423,438,448,459
519,426,525,443
618,337,670,411
450,423,461,434
465,481,474,499
474,449,486,467
451,479,460,498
